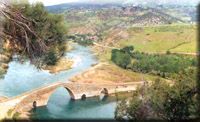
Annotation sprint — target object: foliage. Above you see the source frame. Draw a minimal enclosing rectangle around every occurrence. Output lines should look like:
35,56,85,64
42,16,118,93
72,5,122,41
0,68,6,78
1,1,67,67
121,46,134,55
115,68,198,120
12,112,21,120
111,46,134,69
7,109,14,117
68,34,94,46
162,68,198,120
111,46,197,79
113,46,198,120
44,50,57,65
131,52,197,78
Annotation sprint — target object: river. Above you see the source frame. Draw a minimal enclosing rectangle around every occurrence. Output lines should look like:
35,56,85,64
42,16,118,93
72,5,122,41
0,43,117,119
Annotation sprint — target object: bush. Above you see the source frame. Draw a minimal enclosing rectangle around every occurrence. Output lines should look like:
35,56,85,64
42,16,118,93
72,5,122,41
7,109,13,117
131,52,196,77
115,68,198,120
0,67,6,78
13,112,21,120
44,51,58,66
111,46,197,79
166,50,171,55
111,48,132,69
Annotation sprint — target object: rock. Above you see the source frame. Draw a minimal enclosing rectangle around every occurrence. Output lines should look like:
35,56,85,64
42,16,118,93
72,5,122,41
1,63,9,69
0,96,8,102
0,54,10,62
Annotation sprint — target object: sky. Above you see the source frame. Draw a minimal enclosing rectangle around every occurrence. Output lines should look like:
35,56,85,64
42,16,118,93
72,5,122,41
29,0,79,6
29,0,200,6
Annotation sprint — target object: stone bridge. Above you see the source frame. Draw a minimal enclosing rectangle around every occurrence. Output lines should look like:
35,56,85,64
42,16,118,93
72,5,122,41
0,81,143,118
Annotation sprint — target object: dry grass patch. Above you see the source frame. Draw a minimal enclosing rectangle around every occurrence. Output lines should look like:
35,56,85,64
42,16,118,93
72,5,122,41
70,63,165,84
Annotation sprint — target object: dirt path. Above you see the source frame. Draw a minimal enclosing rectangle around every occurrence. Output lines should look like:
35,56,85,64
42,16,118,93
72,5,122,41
93,42,198,56
93,42,120,50
146,52,198,56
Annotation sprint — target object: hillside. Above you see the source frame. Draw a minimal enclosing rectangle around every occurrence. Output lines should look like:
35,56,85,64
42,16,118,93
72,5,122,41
46,4,198,61
132,12,173,26
60,4,197,35
53,4,197,62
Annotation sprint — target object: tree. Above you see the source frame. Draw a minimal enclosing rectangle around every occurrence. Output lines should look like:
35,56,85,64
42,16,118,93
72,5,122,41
162,68,198,120
44,51,57,66
115,68,198,120
0,1,67,67
111,48,131,69
121,46,134,55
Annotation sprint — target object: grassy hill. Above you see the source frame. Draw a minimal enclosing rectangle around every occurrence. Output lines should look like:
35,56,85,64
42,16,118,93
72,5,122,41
92,24,197,62
119,24,197,53
56,4,197,61
46,4,197,79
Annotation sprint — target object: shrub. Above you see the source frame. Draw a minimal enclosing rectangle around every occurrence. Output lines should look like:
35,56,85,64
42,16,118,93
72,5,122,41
44,51,58,66
111,48,132,69
112,46,197,79
166,50,171,55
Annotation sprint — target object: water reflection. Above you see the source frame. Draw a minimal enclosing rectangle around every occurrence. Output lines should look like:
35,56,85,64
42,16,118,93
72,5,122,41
0,44,117,119
31,87,117,119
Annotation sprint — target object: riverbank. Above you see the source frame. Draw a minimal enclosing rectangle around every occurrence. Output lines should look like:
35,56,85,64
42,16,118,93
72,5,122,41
0,43,100,120
42,42,75,74
70,62,164,84
0,54,11,78
43,58,73,74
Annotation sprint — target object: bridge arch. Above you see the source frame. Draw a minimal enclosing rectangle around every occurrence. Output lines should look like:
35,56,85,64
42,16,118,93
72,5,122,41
98,88,109,100
99,88,109,96
81,94,86,100
64,87,76,100
46,86,76,104
14,85,77,113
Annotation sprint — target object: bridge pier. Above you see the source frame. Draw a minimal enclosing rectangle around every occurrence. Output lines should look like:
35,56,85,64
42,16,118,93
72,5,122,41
1,82,141,117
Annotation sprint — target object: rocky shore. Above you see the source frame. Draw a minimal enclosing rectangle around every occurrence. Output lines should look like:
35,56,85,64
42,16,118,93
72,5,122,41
0,53,11,78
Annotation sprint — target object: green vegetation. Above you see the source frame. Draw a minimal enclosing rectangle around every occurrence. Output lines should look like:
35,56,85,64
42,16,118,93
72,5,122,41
6,109,21,120
67,34,94,46
131,52,197,78
113,46,198,120
93,24,197,63
111,46,133,69
119,24,196,53
111,46,197,79
7,109,14,117
12,112,21,120
115,68,198,120
111,50,131,69
0,2,198,120
1,1,67,67
44,51,58,66
0,68,6,79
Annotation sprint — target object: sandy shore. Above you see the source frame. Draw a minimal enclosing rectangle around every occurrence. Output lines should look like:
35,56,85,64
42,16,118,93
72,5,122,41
43,58,73,74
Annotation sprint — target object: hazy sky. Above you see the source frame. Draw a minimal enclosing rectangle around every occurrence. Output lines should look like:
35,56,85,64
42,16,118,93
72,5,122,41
29,0,79,6
29,0,200,6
